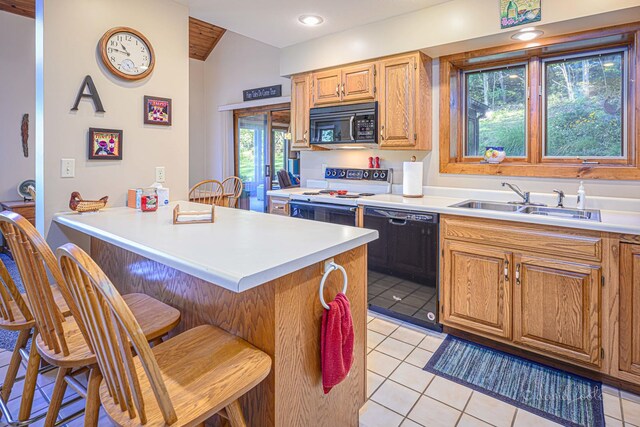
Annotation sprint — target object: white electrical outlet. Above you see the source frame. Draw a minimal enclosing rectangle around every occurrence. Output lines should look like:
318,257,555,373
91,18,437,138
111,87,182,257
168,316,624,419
60,159,75,178
155,166,166,183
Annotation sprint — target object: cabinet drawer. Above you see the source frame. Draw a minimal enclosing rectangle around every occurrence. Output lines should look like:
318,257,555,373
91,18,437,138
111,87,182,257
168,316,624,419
269,197,289,216
442,216,602,262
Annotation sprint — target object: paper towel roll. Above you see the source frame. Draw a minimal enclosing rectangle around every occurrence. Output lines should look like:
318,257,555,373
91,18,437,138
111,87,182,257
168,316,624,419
403,161,423,198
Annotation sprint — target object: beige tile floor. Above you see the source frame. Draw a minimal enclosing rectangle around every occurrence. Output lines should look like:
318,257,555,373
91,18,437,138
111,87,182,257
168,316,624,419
0,312,638,426
362,312,640,427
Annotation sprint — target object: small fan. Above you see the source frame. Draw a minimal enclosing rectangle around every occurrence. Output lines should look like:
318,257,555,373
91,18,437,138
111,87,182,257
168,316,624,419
17,179,35,202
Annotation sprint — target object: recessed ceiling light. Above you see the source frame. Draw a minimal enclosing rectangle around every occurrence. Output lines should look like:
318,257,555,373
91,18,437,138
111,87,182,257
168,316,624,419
511,29,544,42
298,14,324,26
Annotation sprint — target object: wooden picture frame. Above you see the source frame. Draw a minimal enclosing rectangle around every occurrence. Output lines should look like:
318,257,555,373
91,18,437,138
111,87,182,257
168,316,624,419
88,128,123,160
144,96,172,126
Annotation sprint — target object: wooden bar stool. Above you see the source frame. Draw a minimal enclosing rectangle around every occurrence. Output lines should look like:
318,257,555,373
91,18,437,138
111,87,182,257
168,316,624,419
220,176,244,208
189,180,224,206
57,243,272,426
0,212,182,426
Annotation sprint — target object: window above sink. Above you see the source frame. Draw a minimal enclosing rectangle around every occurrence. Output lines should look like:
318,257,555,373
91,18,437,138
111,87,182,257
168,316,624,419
440,23,640,180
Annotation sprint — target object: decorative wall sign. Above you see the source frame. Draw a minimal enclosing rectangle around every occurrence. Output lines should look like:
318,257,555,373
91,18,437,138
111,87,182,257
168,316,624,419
500,0,541,29
88,128,122,160
21,114,29,158
243,85,282,102
71,76,105,113
144,96,172,126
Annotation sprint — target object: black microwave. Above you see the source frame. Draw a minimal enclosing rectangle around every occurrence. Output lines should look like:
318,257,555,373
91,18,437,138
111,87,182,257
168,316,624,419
309,102,377,149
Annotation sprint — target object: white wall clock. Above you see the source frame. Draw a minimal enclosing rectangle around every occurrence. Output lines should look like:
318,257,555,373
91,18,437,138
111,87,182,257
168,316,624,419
99,27,155,81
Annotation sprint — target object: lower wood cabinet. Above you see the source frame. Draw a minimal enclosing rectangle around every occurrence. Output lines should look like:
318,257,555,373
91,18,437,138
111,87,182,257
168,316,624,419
512,254,602,367
620,243,640,377
442,240,512,340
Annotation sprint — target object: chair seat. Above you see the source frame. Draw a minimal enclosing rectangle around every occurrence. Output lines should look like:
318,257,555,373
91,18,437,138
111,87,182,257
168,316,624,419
37,293,180,368
0,285,71,331
100,324,272,426
36,315,97,368
121,293,180,341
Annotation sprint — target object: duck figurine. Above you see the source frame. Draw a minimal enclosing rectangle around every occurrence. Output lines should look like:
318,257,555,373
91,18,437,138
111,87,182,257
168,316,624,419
69,192,108,213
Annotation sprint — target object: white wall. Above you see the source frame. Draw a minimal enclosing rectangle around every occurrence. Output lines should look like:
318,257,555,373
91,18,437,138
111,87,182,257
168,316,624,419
300,59,640,199
39,0,190,242
189,58,206,187
280,0,640,75
0,12,35,201
195,31,291,183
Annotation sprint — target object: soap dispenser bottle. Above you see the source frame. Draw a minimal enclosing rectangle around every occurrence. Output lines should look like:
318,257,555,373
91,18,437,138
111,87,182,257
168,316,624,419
577,181,586,209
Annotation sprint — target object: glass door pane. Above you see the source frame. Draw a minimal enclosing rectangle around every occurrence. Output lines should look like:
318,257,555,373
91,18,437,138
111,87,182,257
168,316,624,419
271,128,287,188
237,113,268,212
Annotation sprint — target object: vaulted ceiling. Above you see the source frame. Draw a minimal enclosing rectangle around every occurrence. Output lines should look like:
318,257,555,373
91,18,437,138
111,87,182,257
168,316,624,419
0,1,225,61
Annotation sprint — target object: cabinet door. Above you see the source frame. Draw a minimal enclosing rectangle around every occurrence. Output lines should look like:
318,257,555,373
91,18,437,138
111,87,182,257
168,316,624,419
268,197,289,216
291,74,310,150
378,55,416,148
620,244,640,376
311,69,342,106
341,64,376,102
442,240,512,339
513,254,601,367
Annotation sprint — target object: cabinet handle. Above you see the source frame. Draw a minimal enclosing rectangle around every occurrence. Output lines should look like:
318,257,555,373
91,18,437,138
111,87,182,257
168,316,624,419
504,259,509,282
515,263,521,286
380,125,385,140
335,84,340,97
341,83,345,96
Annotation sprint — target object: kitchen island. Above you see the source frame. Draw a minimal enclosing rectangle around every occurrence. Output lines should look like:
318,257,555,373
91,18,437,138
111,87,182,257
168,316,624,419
54,201,378,426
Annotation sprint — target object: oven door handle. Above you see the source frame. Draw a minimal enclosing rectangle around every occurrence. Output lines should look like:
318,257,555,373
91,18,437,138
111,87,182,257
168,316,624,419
350,115,356,141
290,201,357,213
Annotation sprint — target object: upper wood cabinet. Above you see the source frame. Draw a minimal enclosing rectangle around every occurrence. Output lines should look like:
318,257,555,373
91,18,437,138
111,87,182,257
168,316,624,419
620,243,640,377
311,69,342,106
291,74,311,150
512,254,602,367
311,63,376,106
378,53,432,150
442,240,512,340
341,64,376,102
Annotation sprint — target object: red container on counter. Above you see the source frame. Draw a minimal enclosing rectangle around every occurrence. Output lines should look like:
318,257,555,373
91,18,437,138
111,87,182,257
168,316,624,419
140,189,158,212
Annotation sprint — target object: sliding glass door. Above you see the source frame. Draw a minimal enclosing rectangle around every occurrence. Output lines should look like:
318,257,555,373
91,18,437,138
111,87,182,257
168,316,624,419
234,105,291,213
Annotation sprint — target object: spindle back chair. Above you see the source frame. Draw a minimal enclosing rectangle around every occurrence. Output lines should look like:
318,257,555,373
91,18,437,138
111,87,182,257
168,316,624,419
188,180,224,206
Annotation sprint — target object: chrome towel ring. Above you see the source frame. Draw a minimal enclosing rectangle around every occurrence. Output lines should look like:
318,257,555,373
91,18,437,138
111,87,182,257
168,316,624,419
319,262,348,310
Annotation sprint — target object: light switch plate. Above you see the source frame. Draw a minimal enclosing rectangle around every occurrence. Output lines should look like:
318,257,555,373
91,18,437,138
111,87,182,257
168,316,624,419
61,159,75,178
155,166,166,183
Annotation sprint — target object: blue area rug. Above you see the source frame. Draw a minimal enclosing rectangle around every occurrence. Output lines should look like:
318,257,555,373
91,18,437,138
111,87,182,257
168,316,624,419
0,253,24,351
424,335,605,427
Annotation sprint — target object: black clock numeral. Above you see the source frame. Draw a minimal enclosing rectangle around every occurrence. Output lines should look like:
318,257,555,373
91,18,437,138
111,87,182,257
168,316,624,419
109,40,118,47
110,56,116,62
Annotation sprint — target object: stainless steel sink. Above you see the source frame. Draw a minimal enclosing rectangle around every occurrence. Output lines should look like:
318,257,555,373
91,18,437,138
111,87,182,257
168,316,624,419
450,199,602,222
519,206,601,222
450,200,523,212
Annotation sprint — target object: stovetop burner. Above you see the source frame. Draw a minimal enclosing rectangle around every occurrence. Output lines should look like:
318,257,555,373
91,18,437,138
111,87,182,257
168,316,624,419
318,190,335,194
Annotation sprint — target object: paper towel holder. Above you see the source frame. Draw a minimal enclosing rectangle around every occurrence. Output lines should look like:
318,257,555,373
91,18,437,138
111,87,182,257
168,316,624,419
403,156,424,199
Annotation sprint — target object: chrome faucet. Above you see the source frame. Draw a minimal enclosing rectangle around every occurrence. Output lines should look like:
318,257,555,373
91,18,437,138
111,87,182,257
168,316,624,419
501,182,530,205
553,189,565,208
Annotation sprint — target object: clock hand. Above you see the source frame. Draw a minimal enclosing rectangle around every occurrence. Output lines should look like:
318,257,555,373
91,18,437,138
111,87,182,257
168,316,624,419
110,48,129,55
120,42,130,55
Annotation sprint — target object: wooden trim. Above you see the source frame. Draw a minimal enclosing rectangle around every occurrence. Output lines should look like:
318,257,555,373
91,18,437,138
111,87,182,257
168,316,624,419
439,23,640,180
99,27,155,81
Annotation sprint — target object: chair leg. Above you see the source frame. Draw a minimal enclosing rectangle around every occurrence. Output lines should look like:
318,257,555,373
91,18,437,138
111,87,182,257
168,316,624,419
18,335,41,422
44,367,70,427
84,367,102,427
1,329,30,403
225,400,247,427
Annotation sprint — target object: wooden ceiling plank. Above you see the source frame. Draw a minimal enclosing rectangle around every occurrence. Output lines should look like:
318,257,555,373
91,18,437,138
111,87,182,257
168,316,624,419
189,16,226,61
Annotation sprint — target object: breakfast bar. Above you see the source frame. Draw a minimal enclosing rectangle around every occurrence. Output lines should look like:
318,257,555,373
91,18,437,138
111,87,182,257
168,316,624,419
53,202,378,426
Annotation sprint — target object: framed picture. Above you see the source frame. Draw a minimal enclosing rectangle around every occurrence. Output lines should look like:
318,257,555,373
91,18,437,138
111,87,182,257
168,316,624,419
144,95,172,126
500,0,541,29
88,128,123,160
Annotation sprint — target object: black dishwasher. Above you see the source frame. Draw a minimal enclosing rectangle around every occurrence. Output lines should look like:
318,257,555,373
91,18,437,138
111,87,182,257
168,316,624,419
363,207,440,331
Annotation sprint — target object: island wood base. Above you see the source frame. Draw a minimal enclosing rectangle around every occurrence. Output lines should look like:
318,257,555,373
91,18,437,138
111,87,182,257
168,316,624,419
90,237,367,426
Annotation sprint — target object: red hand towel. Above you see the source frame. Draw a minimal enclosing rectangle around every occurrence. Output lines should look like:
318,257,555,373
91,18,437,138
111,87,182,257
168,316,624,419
321,292,354,394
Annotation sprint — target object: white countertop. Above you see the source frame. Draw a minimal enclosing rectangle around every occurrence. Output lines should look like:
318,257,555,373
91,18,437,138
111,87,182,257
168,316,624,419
53,201,378,293
268,187,640,235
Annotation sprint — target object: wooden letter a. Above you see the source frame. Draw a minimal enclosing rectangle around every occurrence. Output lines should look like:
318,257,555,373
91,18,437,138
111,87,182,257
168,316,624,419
71,75,106,113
